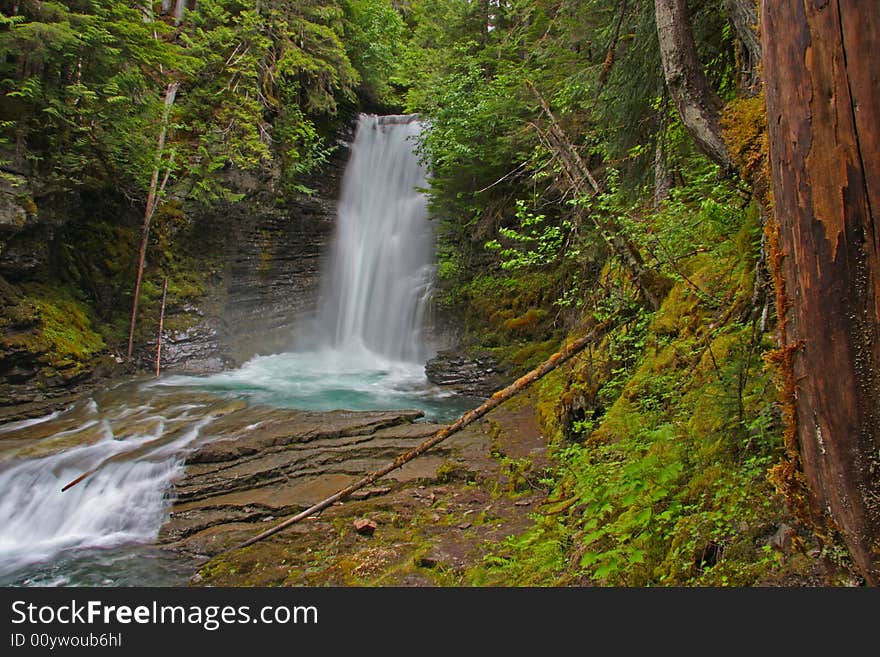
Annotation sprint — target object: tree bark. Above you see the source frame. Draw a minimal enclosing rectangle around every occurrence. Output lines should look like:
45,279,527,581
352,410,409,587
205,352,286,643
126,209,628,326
724,0,761,94
654,95,673,207
762,0,880,585
127,82,179,360
654,136,673,208
173,0,187,24
654,0,733,169
725,0,760,61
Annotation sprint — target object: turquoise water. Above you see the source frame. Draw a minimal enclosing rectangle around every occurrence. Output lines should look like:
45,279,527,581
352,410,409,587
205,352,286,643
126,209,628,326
0,350,481,586
155,348,481,423
0,113,478,586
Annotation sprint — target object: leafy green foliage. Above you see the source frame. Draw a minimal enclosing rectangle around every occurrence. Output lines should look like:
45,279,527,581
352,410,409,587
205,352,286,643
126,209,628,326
0,1,185,190
0,0,405,370
485,200,569,271
0,0,816,587
467,189,799,586
397,11,796,586
0,0,375,201
342,0,405,106
174,0,360,200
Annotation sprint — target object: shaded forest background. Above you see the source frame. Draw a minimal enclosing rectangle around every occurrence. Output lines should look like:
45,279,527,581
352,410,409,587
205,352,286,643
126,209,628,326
1,1,876,585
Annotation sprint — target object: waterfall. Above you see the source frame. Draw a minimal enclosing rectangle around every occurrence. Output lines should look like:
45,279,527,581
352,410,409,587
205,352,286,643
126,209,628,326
316,113,434,363
0,396,212,582
0,114,455,585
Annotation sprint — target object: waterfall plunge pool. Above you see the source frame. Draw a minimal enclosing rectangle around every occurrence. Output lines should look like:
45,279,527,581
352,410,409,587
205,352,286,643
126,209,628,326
0,114,484,586
157,347,480,423
0,357,481,587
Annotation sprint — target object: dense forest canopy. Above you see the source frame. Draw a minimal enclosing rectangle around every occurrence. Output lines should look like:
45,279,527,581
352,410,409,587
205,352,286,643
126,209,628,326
0,0,380,199
1,1,877,585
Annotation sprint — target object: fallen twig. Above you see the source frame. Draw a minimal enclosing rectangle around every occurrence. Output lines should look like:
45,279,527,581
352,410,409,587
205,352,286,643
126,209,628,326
155,277,168,378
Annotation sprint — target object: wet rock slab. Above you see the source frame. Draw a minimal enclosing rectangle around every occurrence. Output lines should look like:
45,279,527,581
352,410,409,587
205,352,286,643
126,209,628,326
424,350,509,397
185,388,552,587
158,406,459,552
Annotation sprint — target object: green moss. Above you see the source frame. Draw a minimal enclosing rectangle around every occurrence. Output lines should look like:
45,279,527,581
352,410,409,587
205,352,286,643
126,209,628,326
721,94,770,189
589,397,646,444
450,271,565,376
1,284,105,377
257,229,274,276
471,223,814,585
502,308,548,335
435,459,462,483
17,193,37,218
535,369,565,440
650,281,701,337
504,338,559,370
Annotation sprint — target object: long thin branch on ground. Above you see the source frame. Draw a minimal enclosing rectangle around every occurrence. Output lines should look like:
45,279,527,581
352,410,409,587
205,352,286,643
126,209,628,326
217,323,608,557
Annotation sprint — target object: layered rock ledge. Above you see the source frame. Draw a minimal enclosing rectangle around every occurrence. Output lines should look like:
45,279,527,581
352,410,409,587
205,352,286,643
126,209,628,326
158,389,551,586
161,407,471,555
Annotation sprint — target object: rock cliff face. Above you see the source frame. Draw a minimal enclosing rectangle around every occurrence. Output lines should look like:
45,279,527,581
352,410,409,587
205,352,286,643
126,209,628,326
0,137,347,414
0,118,491,414
0,175,48,280
0,175,112,415
157,184,340,374
144,135,349,374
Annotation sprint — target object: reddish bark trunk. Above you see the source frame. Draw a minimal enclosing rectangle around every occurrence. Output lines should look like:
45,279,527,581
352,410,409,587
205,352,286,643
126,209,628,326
762,0,880,584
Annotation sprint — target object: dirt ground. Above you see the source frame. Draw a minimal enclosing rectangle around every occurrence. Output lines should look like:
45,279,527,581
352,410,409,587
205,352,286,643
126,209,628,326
182,388,551,586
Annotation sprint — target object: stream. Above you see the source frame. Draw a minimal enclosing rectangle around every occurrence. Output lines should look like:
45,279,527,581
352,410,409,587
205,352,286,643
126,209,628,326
0,359,476,586
0,114,478,586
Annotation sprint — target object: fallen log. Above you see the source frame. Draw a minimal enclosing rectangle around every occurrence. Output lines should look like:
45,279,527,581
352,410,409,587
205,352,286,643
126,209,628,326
218,323,607,556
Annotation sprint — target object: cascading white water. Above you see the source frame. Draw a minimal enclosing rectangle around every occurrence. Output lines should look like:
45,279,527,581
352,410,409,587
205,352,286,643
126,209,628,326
0,396,212,583
317,113,434,363
164,113,457,419
0,113,468,586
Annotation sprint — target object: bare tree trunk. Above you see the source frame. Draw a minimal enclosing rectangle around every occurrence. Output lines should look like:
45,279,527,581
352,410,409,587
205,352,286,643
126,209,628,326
127,82,179,361
654,0,733,170
725,0,761,94
161,0,173,12
762,0,880,585
654,137,672,208
155,277,168,377
173,0,187,24
725,0,760,60
654,94,673,207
